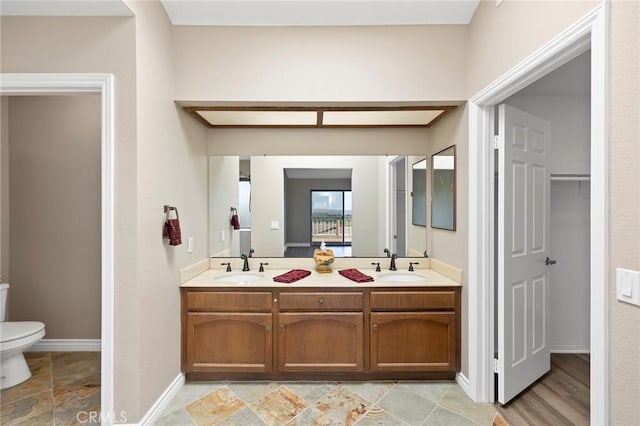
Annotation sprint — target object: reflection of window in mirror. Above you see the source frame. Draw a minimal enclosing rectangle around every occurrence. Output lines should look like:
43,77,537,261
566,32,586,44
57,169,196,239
412,159,427,227
431,145,456,231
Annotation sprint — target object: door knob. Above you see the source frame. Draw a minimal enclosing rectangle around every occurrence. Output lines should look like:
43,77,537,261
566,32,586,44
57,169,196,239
545,257,557,266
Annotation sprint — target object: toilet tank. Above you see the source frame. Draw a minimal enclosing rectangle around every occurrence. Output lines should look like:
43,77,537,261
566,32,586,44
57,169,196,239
0,283,8,321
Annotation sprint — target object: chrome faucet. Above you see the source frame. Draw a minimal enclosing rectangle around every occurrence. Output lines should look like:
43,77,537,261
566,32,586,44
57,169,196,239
389,253,398,271
241,254,250,271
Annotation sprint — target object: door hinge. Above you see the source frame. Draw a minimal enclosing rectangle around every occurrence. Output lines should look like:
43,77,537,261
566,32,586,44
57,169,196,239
494,357,500,374
493,135,502,150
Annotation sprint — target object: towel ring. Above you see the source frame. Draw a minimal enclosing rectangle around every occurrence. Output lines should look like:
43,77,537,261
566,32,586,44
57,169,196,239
164,205,179,219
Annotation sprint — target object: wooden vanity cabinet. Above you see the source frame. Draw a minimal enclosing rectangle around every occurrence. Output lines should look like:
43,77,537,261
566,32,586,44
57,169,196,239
277,291,364,372
182,290,273,373
369,290,459,372
181,286,460,380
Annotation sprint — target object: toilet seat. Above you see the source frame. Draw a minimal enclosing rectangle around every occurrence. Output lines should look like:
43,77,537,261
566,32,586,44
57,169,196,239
0,322,46,351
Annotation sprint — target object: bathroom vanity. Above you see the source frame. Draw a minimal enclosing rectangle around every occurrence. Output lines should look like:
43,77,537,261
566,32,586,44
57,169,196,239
180,262,461,381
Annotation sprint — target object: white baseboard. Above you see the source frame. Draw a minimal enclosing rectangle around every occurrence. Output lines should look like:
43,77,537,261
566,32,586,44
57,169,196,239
456,372,472,398
31,339,101,352
551,345,590,353
139,373,185,426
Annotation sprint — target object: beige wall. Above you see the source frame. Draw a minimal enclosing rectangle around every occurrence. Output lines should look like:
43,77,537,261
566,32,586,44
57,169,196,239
0,15,141,417
427,105,469,374
609,1,640,424
208,127,431,156
467,0,598,96
174,25,467,102
6,95,101,338
127,0,210,416
1,97,8,283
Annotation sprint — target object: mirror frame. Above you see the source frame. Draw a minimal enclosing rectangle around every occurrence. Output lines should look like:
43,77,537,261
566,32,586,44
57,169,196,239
431,145,456,231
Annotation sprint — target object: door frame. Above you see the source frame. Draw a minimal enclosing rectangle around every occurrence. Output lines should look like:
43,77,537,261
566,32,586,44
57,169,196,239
0,73,115,421
466,4,608,424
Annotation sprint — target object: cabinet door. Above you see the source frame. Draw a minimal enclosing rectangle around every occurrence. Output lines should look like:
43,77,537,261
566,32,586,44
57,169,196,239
186,312,272,372
277,313,363,372
370,312,456,372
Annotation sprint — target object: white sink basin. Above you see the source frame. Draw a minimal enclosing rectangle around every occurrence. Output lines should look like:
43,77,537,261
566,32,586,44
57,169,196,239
378,272,427,282
213,273,263,283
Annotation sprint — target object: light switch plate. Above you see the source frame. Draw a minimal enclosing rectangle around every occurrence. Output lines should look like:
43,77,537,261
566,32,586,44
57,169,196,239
616,268,640,306
187,237,194,253
270,220,280,230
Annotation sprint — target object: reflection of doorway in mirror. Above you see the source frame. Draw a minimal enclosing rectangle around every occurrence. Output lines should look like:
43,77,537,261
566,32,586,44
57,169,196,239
388,157,407,257
310,190,352,247
238,179,251,255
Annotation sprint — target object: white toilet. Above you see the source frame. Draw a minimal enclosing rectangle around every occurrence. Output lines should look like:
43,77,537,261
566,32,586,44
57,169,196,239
0,283,46,389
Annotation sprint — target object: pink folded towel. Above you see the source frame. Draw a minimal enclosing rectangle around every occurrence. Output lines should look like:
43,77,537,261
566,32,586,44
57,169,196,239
273,269,312,283
163,218,182,246
230,214,240,230
339,269,374,283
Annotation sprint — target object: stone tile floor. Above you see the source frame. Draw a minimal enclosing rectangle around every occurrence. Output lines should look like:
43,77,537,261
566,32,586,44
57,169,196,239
158,381,506,425
0,352,100,425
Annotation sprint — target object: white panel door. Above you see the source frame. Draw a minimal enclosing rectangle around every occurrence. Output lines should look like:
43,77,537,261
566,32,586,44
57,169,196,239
497,104,552,404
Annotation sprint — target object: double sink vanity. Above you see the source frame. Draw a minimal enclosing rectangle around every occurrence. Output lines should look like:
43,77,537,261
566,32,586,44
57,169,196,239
180,257,462,381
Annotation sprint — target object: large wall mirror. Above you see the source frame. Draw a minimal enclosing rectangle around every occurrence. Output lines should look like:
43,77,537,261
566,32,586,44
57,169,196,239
209,155,428,258
431,145,456,231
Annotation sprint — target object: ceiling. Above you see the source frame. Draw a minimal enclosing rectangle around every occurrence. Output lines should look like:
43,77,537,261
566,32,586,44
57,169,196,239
160,1,480,26
1,1,480,26
0,0,133,16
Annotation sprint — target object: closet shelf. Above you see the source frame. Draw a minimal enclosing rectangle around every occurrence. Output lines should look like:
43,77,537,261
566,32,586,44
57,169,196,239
550,173,591,182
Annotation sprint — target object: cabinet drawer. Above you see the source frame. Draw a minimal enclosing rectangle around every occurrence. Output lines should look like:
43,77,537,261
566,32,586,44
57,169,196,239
278,292,363,311
370,291,456,310
186,291,272,312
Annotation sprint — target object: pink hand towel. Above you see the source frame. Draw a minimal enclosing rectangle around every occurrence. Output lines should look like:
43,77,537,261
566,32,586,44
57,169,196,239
162,207,182,246
230,214,240,230
273,269,312,283
339,268,374,283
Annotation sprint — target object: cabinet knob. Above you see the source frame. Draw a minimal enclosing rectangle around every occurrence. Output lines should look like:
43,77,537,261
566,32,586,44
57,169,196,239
372,324,378,331
265,324,271,332
274,298,278,303
318,297,325,305
279,324,285,329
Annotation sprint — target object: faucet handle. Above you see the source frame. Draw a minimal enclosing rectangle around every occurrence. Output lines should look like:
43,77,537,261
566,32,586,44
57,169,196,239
259,262,269,273
371,262,381,272
220,262,232,272
409,262,419,272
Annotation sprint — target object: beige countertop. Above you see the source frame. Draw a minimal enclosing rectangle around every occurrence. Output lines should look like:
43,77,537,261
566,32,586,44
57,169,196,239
181,267,460,288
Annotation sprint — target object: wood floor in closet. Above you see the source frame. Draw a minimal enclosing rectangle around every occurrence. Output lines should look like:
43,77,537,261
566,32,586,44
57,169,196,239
496,353,590,426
